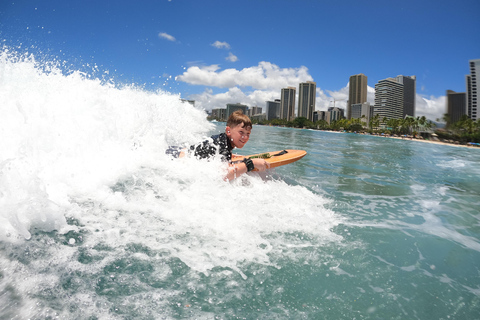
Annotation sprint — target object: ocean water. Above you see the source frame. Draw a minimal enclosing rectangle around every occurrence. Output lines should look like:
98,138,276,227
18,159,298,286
1,49,480,320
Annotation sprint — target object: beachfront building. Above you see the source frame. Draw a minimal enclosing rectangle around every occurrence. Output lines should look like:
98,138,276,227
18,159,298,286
266,99,281,121
226,103,248,118
298,81,316,122
313,111,327,122
281,87,296,121
374,75,416,120
467,59,480,121
446,90,467,125
180,99,195,106
395,75,416,117
251,113,267,122
327,107,345,124
374,78,404,120
351,102,373,126
248,106,263,118
211,108,226,121
347,74,368,119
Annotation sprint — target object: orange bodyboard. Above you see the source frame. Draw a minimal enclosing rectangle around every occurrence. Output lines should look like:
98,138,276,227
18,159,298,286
232,149,307,170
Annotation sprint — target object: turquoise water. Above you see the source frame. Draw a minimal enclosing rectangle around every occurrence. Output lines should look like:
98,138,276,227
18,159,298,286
1,50,480,319
235,125,480,319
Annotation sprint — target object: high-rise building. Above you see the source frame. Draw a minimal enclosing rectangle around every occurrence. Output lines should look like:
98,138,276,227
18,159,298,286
226,103,248,118
281,87,296,121
446,90,467,125
298,81,316,121
314,111,326,122
374,78,404,119
395,75,416,117
266,99,281,120
211,108,226,121
467,59,480,121
180,99,195,106
466,74,472,118
248,106,262,117
347,74,368,119
326,107,345,124
351,102,373,126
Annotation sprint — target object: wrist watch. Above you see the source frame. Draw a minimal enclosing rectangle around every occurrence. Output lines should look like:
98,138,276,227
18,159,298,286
243,158,255,172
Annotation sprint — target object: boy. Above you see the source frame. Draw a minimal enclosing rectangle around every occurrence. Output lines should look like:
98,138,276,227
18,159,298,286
168,110,269,180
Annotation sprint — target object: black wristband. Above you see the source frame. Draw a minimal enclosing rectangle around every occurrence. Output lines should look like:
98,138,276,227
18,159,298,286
243,158,255,172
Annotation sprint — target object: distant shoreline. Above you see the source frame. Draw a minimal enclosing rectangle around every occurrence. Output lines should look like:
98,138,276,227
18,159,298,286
247,123,480,150
364,133,480,149
288,126,480,150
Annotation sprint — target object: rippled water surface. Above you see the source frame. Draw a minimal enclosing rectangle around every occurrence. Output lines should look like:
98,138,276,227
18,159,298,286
1,50,480,319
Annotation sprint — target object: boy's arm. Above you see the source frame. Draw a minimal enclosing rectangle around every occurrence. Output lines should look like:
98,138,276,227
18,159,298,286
225,162,249,181
225,158,270,181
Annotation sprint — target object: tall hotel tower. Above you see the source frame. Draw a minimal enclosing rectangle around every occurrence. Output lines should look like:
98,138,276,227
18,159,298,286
396,75,416,117
374,75,416,120
374,78,404,119
281,87,296,121
298,81,316,122
347,74,368,119
446,90,467,125
467,59,480,121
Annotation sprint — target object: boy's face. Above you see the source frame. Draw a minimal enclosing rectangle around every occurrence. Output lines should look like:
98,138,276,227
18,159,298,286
226,123,251,148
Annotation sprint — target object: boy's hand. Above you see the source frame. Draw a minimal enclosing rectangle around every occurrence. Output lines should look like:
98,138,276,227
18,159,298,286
252,158,270,171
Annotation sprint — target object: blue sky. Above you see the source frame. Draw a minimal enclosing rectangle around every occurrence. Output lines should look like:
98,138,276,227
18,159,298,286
1,0,479,121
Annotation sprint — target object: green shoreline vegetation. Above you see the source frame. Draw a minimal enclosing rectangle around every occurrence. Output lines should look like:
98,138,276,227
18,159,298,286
209,114,480,145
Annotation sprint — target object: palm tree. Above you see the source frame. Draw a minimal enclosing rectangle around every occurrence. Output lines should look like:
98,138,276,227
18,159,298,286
402,117,415,135
387,118,400,134
441,113,451,128
293,117,312,128
458,116,475,134
360,115,367,128
370,114,380,132
337,118,349,131
474,119,480,132
425,119,435,131
381,117,388,129
316,119,329,130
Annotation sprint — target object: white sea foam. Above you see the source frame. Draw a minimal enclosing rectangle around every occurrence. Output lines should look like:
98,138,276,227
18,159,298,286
0,48,342,276
0,49,208,239
436,159,466,169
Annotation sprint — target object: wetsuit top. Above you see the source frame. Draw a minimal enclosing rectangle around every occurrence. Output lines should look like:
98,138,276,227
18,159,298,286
190,132,233,162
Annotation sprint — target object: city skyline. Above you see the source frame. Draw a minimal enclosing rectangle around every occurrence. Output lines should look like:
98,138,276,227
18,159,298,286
2,0,479,122
211,59,480,128
210,59,479,125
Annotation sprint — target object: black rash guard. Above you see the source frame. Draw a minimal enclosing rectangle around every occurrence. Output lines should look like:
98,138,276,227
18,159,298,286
190,133,233,162
165,133,234,162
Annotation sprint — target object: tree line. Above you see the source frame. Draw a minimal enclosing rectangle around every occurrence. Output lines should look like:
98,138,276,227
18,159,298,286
210,113,480,143
254,114,436,136
436,114,480,143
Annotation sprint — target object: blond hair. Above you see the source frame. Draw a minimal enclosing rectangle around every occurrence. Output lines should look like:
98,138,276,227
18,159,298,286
227,110,252,130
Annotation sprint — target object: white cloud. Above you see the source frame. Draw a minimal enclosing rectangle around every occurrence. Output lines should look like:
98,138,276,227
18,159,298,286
177,62,313,90
367,85,376,105
226,52,238,62
416,94,446,121
211,41,231,49
320,85,349,110
158,32,176,42
315,88,332,110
